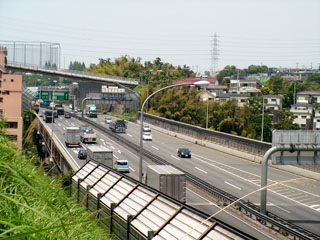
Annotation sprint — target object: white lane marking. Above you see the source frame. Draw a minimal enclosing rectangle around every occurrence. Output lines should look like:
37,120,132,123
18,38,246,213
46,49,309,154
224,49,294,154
113,155,119,160
127,134,132,137
193,154,320,212
92,119,97,121
52,132,80,169
269,202,291,213
63,127,65,130
310,204,320,208
187,188,217,207
118,150,122,154
187,189,276,239
129,166,135,172
58,123,61,127
171,155,180,161
152,146,159,150
82,145,87,150
65,120,69,123
103,142,106,145
224,181,241,190
110,146,115,150
100,138,104,141
71,123,75,126
195,167,207,174
104,141,112,145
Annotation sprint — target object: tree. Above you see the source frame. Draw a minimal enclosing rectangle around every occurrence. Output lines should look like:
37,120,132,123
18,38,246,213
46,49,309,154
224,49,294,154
306,73,320,84
267,74,284,94
273,110,300,130
217,65,237,82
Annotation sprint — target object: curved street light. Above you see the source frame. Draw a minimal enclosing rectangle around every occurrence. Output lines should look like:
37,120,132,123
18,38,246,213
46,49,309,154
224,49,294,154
139,80,209,182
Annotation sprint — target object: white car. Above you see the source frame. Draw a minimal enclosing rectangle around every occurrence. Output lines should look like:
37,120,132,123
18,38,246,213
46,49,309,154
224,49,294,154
142,132,152,141
143,125,151,132
105,117,112,124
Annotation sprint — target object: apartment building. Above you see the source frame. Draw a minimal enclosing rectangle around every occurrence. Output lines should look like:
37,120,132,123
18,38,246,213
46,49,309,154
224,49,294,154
296,91,320,105
0,47,23,149
313,107,320,130
229,79,261,96
290,103,313,130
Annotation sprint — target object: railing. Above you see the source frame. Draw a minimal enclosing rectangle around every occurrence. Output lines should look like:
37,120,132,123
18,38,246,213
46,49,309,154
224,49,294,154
139,112,272,157
6,62,139,85
71,113,320,240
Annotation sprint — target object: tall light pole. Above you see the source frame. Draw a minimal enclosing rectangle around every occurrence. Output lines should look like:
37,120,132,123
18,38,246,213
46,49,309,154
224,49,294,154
72,82,79,110
206,97,209,129
50,80,57,163
139,81,209,182
261,96,265,142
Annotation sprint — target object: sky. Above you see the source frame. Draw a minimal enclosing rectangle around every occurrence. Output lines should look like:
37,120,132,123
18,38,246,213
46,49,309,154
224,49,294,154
0,0,319,73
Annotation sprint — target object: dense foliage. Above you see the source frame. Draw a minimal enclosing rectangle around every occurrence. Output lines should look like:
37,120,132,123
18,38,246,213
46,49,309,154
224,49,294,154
88,56,195,83
0,122,111,239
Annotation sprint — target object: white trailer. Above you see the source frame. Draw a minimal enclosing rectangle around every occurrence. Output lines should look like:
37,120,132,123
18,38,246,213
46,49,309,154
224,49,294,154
87,146,113,167
146,165,186,203
65,127,81,147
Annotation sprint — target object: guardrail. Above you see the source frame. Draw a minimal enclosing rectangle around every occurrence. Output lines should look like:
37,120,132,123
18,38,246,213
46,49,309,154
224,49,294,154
6,63,139,86
139,112,272,157
71,113,320,240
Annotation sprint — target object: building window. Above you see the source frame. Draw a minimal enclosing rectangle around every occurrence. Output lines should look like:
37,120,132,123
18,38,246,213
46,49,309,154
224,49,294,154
2,91,9,95
301,116,307,118
6,122,18,129
0,109,3,116
0,97,2,102
271,99,276,102
11,79,14,82
317,119,320,122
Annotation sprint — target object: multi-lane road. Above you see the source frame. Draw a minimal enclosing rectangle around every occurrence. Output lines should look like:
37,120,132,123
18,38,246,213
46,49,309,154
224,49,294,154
43,110,320,238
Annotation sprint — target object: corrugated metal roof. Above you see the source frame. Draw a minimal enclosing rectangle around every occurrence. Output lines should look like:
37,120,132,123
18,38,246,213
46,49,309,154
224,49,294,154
72,161,252,240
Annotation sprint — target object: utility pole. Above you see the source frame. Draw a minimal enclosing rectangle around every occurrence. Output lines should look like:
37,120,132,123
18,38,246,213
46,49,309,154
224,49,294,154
210,33,219,76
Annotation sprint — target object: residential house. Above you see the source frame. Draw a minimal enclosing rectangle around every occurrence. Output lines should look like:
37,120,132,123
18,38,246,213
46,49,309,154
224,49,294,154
290,103,313,130
296,91,320,105
313,107,320,130
264,95,282,122
229,79,261,96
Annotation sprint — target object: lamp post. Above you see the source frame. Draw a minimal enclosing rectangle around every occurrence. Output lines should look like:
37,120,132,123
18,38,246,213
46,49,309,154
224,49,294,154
206,97,209,129
139,81,209,182
261,96,265,141
50,80,57,163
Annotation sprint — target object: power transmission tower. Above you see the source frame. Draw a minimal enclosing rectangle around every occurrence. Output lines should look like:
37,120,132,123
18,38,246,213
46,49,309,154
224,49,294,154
210,33,219,76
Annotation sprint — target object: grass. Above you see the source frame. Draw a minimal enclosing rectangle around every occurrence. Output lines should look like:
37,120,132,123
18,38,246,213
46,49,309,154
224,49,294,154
0,131,113,239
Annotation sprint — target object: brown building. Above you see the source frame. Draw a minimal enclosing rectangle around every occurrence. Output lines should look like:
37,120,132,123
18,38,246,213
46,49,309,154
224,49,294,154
0,47,23,149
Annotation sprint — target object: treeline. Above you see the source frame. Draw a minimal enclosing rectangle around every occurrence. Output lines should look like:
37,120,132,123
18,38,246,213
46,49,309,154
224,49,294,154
89,56,195,83
69,61,86,71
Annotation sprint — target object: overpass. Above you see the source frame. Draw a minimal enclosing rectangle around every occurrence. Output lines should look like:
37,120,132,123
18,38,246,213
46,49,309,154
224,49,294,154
0,41,139,87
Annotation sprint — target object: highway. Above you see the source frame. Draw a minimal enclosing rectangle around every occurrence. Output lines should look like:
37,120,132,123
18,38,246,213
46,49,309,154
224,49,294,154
42,110,320,238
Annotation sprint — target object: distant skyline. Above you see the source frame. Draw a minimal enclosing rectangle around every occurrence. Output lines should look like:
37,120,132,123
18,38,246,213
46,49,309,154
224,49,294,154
1,0,319,73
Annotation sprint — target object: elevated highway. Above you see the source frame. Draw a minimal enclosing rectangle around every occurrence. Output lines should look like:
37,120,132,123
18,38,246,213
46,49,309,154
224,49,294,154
37,109,320,239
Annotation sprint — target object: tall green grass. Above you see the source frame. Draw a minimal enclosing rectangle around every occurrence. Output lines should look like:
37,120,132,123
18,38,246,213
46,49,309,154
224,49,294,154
0,133,113,239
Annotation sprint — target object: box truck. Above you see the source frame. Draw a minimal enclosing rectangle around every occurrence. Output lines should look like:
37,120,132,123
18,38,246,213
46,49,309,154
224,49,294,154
87,146,113,167
146,165,186,203
80,128,97,143
65,127,81,147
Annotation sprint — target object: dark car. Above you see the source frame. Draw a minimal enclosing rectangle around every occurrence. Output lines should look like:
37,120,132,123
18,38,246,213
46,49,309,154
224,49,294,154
65,112,71,118
178,148,191,158
78,149,87,159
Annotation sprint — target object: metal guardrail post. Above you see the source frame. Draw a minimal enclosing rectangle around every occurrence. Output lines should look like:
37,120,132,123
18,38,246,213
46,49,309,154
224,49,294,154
127,215,134,239
77,178,82,204
110,203,116,233
97,193,102,219
86,185,91,210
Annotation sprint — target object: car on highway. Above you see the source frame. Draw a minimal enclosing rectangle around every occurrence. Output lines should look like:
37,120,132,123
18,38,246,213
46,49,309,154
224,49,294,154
114,159,130,173
178,148,191,158
142,132,152,141
64,112,71,118
78,149,87,159
143,125,151,132
105,117,112,124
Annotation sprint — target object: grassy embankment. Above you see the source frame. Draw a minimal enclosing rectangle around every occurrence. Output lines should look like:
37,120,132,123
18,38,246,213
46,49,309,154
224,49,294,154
0,122,113,239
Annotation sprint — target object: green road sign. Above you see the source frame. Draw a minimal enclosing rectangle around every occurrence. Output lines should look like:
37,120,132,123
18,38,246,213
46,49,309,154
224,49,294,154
38,91,69,100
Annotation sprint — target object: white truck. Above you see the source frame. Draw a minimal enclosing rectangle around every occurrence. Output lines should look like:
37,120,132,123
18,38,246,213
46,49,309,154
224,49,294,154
65,127,81,147
80,128,97,143
87,146,113,167
146,165,186,203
